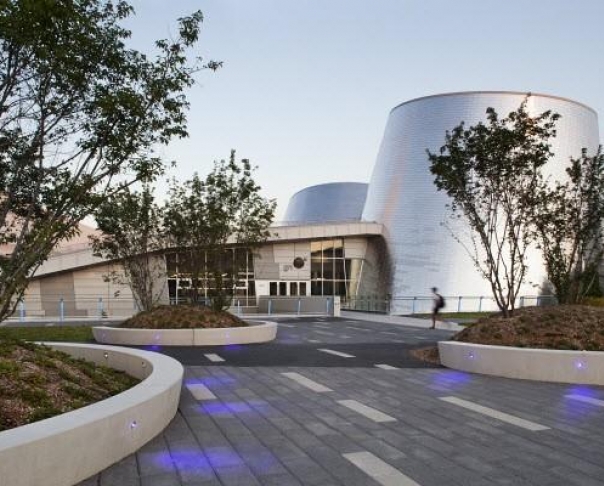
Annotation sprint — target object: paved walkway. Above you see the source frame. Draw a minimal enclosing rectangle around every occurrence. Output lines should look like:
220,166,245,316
340,310,465,332
78,316,604,486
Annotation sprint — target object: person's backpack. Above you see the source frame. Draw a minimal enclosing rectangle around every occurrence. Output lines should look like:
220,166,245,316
437,294,445,309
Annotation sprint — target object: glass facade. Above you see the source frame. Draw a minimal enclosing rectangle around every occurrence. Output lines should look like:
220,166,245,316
165,248,256,306
309,238,363,301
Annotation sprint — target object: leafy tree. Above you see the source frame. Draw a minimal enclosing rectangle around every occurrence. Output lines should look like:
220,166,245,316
90,183,166,311
164,150,276,311
532,147,604,304
428,100,559,317
0,1,218,320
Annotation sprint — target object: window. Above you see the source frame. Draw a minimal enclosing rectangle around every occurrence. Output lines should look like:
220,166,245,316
279,282,287,296
269,282,278,296
290,282,298,296
300,282,307,296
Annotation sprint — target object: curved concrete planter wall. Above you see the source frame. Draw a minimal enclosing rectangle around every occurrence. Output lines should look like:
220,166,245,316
439,341,604,385
93,321,277,346
0,343,183,486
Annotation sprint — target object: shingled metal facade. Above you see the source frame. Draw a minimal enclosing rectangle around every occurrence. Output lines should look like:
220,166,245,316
361,92,600,314
283,182,368,225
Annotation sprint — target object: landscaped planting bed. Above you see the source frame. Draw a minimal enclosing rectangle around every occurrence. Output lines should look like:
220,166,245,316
0,340,139,431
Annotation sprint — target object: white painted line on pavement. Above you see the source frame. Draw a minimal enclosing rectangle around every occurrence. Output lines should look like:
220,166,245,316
307,339,321,343
204,353,225,363
439,396,549,431
343,451,421,486
340,335,351,339
375,364,398,370
338,400,397,423
313,324,330,328
318,348,355,358
314,330,335,336
380,331,397,336
566,394,604,407
186,383,217,400
281,372,332,392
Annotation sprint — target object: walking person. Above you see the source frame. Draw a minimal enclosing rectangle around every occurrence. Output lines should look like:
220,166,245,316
431,287,445,329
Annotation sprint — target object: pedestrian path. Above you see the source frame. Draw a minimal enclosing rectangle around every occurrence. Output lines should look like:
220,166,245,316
341,310,464,331
76,316,604,486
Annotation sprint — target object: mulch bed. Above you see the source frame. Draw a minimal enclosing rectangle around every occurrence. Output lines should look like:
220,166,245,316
119,304,247,329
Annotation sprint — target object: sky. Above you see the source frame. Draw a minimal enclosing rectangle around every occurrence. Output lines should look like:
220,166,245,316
125,0,604,220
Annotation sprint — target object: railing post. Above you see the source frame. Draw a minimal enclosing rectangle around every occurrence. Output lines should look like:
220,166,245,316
268,299,272,315
326,297,331,315
59,298,65,322
297,298,301,316
237,299,241,316
457,296,462,312
19,300,25,322
97,297,104,318
479,296,483,312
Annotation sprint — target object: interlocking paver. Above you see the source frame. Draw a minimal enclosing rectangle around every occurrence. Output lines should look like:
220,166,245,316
77,315,604,485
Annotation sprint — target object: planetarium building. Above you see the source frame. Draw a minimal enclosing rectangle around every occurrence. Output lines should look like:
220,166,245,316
20,91,601,317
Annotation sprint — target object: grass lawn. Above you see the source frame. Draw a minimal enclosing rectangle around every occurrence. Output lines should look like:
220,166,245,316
0,326,94,342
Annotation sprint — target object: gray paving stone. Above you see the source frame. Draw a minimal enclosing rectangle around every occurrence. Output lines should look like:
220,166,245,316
99,455,139,486
258,473,304,486
213,464,262,486
83,318,604,486
140,473,181,486
76,476,99,486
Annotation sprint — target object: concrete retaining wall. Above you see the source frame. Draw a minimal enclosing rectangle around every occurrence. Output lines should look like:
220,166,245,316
439,341,604,385
0,343,183,486
93,321,277,346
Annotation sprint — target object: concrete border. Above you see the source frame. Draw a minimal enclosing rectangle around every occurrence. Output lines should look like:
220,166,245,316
439,341,604,385
0,343,183,486
92,321,278,346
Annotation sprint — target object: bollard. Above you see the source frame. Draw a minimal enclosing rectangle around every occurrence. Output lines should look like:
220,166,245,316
19,300,25,322
59,298,65,322
297,298,301,316
479,296,483,312
268,299,272,315
412,297,416,315
237,300,241,316
326,297,331,316
520,296,525,308
457,296,462,313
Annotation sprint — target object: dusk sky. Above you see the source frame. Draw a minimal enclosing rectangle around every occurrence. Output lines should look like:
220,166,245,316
126,0,604,220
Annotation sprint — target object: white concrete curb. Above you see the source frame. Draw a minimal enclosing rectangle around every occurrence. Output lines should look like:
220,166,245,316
0,343,183,486
439,341,604,385
92,321,277,346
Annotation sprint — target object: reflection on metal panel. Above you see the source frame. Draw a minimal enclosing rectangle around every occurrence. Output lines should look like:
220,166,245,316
362,92,600,314
283,182,368,224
